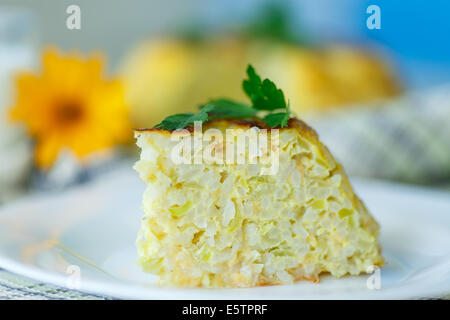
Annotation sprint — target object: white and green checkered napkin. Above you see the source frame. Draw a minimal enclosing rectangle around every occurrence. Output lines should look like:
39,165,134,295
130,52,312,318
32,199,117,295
0,269,111,300
305,84,450,184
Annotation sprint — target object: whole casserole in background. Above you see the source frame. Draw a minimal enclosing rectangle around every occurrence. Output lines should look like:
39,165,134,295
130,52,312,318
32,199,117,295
120,37,401,128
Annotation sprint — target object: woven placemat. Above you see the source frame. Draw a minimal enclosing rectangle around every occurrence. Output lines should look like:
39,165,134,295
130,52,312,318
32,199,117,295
0,269,112,300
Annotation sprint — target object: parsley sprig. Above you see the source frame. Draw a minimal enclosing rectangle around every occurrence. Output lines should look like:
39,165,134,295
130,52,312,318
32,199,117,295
155,64,291,130
243,65,286,110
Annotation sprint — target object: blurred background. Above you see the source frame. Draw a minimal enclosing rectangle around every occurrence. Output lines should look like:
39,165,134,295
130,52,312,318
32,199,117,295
1,0,450,203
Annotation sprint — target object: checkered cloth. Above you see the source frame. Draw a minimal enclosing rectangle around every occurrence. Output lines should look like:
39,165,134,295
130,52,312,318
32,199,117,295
0,269,111,300
306,84,450,184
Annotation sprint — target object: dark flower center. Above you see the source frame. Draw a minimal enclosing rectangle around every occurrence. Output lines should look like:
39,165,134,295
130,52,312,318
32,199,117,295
54,101,84,125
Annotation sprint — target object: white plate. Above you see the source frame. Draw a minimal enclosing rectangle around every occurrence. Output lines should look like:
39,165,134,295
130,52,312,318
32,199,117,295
0,165,449,299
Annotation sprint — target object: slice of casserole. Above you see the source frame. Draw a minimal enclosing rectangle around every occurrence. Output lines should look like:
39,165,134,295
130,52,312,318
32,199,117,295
134,118,384,287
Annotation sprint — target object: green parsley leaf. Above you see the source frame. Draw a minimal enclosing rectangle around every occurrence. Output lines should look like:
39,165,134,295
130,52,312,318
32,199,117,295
155,104,213,130
242,64,286,110
242,65,262,102
205,98,257,119
262,112,290,128
262,103,291,128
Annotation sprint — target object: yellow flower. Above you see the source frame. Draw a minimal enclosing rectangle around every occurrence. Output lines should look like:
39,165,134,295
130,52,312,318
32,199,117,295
9,48,131,170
